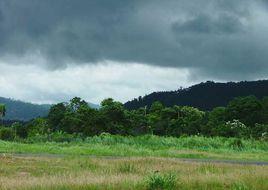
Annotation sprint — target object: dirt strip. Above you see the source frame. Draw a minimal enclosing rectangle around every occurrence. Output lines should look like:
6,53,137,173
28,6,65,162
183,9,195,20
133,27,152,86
1,153,268,166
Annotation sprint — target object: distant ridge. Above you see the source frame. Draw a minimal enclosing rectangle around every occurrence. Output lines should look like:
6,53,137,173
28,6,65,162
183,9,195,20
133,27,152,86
0,97,99,121
0,97,50,121
124,80,268,110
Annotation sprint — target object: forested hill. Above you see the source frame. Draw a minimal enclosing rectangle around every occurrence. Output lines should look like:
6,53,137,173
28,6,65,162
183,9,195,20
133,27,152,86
0,97,50,121
0,97,100,121
124,80,268,110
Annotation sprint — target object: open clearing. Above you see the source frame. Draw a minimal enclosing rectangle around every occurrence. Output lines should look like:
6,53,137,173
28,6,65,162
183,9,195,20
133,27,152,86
0,154,267,190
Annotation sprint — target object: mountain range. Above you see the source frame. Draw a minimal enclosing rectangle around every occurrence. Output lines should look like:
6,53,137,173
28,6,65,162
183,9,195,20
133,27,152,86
125,80,268,110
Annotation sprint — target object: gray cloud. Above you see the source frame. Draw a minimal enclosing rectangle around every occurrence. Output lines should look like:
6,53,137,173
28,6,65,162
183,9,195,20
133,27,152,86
0,0,268,80
172,14,244,34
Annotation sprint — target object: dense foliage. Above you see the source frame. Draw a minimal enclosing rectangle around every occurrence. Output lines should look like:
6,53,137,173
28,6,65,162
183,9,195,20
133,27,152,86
0,95,268,141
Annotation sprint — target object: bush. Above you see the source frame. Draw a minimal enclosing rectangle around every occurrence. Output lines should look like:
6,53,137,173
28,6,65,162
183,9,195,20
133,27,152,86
146,172,177,190
0,127,15,141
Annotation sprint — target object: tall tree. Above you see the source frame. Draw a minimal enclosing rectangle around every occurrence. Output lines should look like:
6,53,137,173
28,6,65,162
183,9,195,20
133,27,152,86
99,98,127,134
47,103,67,131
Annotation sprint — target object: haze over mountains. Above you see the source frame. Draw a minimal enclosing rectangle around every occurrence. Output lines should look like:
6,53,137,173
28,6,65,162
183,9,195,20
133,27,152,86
1,80,268,121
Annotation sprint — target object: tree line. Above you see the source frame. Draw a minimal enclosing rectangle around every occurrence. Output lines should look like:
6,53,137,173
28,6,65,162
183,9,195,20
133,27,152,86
0,96,268,141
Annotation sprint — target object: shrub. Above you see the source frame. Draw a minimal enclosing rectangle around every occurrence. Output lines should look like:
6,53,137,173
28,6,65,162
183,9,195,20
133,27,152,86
146,172,177,190
0,127,15,141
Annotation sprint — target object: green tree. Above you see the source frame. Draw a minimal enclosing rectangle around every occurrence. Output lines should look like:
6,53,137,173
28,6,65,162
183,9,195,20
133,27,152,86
261,97,268,124
26,118,49,137
60,111,82,134
47,103,67,131
0,127,15,141
206,107,226,136
11,122,28,139
168,106,205,136
48,98,90,134
69,97,88,112
99,98,127,134
147,102,165,135
226,96,263,127
0,104,6,125
183,106,205,135
77,105,100,136
125,109,149,135
149,101,164,114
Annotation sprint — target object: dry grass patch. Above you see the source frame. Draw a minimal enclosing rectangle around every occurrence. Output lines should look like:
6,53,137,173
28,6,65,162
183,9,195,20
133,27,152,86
0,155,267,190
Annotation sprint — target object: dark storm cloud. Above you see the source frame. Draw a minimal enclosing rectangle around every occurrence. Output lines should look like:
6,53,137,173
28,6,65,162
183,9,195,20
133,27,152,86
0,0,268,80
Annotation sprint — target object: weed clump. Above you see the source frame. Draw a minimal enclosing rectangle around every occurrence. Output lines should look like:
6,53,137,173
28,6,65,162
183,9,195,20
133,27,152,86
146,172,177,190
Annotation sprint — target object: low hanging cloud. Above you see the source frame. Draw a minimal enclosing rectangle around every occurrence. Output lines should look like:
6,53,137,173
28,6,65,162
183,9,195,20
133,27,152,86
0,0,268,80
0,61,193,104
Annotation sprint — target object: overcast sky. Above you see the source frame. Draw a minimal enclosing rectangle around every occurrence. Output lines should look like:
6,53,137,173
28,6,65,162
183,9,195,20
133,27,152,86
0,0,268,104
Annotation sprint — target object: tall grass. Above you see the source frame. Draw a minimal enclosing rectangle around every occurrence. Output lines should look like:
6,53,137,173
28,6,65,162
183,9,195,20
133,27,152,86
85,134,268,151
0,134,267,161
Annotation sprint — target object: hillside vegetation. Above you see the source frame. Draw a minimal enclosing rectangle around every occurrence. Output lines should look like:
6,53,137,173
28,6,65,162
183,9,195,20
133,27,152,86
125,80,268,110
0,97,50,121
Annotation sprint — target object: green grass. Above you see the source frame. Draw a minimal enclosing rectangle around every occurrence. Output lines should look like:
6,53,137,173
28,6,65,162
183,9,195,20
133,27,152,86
0,135,267,161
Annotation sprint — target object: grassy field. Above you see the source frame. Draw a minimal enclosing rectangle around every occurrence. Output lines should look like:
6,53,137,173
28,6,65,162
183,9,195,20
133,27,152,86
0,135,267,161
0,135,267,189
0,155,267,190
